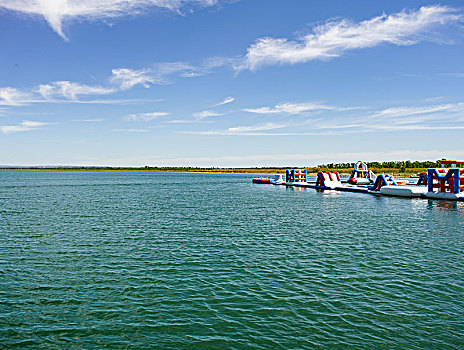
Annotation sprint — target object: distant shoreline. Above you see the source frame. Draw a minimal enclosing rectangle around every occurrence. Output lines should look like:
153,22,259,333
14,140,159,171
0,167,287,175
0,167,425,177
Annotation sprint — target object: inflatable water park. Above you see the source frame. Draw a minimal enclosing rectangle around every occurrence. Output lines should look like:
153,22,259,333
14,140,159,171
252,160,464,202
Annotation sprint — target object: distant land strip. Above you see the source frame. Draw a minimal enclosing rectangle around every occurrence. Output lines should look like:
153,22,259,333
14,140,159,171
0,160,451,176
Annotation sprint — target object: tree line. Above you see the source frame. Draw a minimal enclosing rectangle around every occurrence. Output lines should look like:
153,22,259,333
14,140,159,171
318,160,444,170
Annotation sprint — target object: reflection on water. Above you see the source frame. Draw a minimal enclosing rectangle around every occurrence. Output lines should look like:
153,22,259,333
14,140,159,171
318,189,342,198
287,186,307,192
427,199,464,212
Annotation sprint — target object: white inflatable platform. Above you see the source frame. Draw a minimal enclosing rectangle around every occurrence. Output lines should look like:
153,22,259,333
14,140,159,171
380,185,428,198
426,192,464,201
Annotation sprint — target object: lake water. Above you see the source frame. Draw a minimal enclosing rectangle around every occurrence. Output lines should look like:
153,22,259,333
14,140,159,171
1,171,463,349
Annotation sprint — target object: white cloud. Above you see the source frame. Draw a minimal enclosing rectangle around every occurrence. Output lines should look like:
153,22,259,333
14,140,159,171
203,56,239,70
323,101,464,133
243,102,355,115
38,81,116,100
22,121,48,127
0,85,141,105
239,5,463,70
110,63,207,88
110,68,155,90
112,128,150,132
187,99,464,136
1,83,118,106
164,119,197,124
424,96,444,102
125,112,170,121
54,98,149,104
188,122,286,135
2,61,224,107
193,110,224,119
369,103,464,118
152,61,217,82
213,96,235,106
73,118,104,122
0,87,33,106
0,0,222,40
1,70,155,107
151,59,238,83
155,62,197,78
37,84,55,99
0,120,50,134
228,123,285,133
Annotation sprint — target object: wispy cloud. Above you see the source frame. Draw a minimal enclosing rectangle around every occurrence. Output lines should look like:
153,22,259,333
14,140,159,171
1,86,142,106
38,81,116,100
1,68,161,107
186,122,286,135
154,62,199,79
73,118,104,122
424,96,444,102
0,120,51,134
193,110,224,119
368,103,464,118
437,72,464,78
164,119,199,124
124,112,170,121
58,98,152,104
243,102,356,115
150,60,235,83
238,5,463,70
228,123,285,133
1,59,231,107
112,128,150,133
110,62,218,88
110,68,155,90
186,99,464,136
0,87,35,106
213,96,235,106
331,101,464,133
0,0,223,40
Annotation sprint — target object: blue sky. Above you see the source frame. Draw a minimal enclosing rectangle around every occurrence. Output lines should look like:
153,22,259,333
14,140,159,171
1,0,464,167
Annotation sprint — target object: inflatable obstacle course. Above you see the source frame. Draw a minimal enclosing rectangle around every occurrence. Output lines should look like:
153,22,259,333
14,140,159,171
348,161,376,185
367,173,428,197
426,160,464,200
273,174,286,185
368,174,398,192
316,172,342,189
252,174,287,185
286,169,307,185
252,177,274,184
251,159,464,201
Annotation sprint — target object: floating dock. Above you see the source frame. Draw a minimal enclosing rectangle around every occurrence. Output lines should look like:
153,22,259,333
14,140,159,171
252,160,464,202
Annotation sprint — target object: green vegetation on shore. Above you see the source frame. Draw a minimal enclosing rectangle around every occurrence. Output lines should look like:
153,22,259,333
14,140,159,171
0,166,287,174
0,159,451,175
318,160,442,171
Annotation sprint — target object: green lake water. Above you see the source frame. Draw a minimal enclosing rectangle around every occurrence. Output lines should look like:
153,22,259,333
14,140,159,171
1,171,463,349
